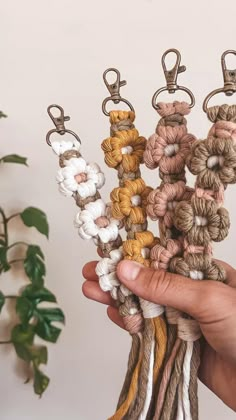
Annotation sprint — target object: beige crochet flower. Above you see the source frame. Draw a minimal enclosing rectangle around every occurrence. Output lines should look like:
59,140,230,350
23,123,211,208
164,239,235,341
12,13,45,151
174,196,230,245
187,137,236,190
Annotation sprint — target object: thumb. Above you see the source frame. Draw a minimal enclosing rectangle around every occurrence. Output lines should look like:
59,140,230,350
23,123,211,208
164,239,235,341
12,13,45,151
117,260,225,320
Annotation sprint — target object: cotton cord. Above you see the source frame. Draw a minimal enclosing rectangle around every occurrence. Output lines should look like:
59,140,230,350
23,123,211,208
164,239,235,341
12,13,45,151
143,101,196,419
102,110,161,418
169,104,236,420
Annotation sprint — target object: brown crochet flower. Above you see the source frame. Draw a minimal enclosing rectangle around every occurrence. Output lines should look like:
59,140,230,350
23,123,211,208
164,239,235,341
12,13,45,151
102,129,146,172
174,196,230,245
123,231,157,267
110,178,152,224
147,181,193,226
187,137,236,190
170,254,226,282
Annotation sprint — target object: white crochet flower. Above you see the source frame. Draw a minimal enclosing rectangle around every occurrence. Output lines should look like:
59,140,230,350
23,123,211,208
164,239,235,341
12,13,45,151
52,139,81,156
74,199,119,243
96,249,123,296
56,157,105,198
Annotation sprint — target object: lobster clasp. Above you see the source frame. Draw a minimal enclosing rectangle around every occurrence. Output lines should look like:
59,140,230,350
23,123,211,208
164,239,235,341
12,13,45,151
203,50,236,113
103,68,126,103
221,50,236,96
102,68,134,116
152,48,195,110
162,49,186,93
47,105,70,135
46,104,81,147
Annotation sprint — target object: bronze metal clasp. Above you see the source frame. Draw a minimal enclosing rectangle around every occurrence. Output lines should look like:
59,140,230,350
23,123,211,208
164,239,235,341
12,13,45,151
152,48,195,110
46,104,81,146
102,68,134,116
203,50,236,112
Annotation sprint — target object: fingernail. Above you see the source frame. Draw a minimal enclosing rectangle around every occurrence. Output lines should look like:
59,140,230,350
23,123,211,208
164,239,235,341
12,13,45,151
118,261,142,282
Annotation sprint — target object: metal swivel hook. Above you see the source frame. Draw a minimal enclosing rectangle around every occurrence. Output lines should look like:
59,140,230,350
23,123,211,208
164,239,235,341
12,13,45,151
102,68,134,116
203,50,236,112
152,48,195,109
46,105,81,146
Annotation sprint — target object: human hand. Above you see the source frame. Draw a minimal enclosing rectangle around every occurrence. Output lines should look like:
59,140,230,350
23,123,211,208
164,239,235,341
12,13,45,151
82,259,236,411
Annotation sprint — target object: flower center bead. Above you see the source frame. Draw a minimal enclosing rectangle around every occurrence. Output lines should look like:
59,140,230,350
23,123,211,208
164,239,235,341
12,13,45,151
189,270,204,280
121,145,133,155
207,155,224,169
167,201,177,211
74,172,87,183
164,144,179,157
141,247,150,259
131,194,142,207
95,216,109,228
195,215,208,226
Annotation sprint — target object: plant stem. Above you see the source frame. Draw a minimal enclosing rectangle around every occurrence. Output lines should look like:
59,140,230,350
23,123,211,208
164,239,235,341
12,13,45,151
9,259,24,265
7,241,28,250
6,213,21,222
0,208,8,247
0,340,12,344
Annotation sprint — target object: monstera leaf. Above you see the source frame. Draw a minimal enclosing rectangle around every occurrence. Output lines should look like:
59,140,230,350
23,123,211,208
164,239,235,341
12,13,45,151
24,245,45,287
16,284,65,343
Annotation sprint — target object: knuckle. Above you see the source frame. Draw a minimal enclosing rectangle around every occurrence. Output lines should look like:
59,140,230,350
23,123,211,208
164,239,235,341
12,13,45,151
143,268,173,301
197,281,230,318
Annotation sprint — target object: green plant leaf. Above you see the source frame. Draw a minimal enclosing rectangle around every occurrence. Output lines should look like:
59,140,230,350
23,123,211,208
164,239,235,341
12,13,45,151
0,111,7,118
24,245,45,287
12,324,35,360
0,245,10,273
35,308,65,343
16,285,57,325
20,207,49,238
16,285,64,342
21,284,56,303
31,345,48,367
1,154,28,165
12,324,49,396
33,368,50,396
16,297,34,325
0,291,5,313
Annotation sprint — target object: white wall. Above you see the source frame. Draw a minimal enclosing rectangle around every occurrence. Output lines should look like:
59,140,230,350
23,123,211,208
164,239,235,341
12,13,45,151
0,0,236,419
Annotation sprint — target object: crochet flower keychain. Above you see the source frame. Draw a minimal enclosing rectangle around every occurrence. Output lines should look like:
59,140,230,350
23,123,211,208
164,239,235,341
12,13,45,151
45,87,162,419
46,105,126,306
171,50,236,420
99,69,167,420
144,49,198,420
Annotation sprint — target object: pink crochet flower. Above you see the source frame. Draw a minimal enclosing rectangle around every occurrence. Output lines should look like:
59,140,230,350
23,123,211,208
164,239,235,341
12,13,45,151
144,125,195,174
147,181,193,227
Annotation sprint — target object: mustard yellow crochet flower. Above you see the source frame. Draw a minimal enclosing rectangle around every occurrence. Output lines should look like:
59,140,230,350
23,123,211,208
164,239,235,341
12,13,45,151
110,178,152,224
102,129,146,173
123,231,157,267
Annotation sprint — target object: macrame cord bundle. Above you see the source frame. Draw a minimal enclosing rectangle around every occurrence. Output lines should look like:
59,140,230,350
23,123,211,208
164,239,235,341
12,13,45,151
144,49,198,420
45,49,236,420
100,69,167,420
